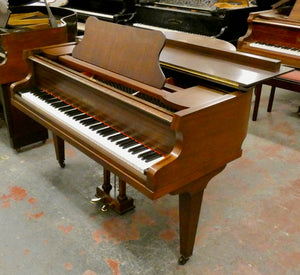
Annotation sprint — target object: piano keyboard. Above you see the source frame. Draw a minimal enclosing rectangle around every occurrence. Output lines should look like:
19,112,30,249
249,42,300,56
18,88,165,174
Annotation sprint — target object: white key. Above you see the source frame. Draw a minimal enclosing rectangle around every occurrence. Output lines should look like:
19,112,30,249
20,91,164,173
249,42,300,57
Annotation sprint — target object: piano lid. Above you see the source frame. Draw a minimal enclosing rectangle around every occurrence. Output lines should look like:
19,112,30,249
148,0,250,10
68,17,291,90
160,37,292,90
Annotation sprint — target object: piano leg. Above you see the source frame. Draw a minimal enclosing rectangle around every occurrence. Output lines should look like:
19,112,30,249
178,190,204,265
267,86,276,113
53,133,65,168
252,84,262,121
172,166,226,265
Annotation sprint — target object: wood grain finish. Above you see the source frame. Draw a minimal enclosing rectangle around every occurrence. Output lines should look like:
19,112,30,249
72,17,166,89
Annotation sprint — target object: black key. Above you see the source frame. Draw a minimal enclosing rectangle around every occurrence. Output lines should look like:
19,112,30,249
118,139,138,149
138,150,158,160
80,118,98,126
59,105,74,112
116,137,130,146
90,123,106,130
97,127,117,137
74,114,90,121
65,109,82,117
128,145,148,154
31,89,45,96
123,140,138,149
145,153,162,163
52,101,68,108
39,94,54,101
47,98,60,103
108,133,126,141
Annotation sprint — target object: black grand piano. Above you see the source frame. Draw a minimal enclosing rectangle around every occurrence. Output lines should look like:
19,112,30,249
16,0,136,33
61,0,135,26
133,0,259,44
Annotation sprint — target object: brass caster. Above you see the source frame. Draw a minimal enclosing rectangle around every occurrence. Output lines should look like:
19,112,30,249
178,255,189,265
101,203,113,212
101,204,109,212
90,197,102,204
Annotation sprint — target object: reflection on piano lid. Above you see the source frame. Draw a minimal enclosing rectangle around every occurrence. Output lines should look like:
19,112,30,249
237,0,300,68
10,17,291,264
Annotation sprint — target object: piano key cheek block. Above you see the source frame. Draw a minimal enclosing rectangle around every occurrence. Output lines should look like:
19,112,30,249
10,17,289,265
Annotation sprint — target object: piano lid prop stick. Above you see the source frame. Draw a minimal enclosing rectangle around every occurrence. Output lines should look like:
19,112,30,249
44,0,58,28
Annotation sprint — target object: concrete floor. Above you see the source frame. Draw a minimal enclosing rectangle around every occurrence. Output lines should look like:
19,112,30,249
0,85,299,275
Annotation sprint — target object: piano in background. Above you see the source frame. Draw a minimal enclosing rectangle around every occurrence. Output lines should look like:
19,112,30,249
62,0,135,32
237,0,300,68
133,0,259,44
10,17,290,264
21,0,136,33
0,5,76,150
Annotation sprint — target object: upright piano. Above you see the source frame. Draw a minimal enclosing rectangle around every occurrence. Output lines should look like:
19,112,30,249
237,0,300,68
10,17,290,264
0,5,76,150
133,0,258,44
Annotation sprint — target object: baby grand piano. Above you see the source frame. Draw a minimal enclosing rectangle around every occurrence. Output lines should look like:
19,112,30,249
10,17,290,264
237,0,300,68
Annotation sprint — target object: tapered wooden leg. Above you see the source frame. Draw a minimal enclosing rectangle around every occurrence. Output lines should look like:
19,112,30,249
178,190,204,265
267,86,276,112
252,83,262,121
53,133,65,168
171,166,226,265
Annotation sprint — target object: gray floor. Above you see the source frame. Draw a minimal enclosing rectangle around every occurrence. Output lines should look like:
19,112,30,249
0,85,299,275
